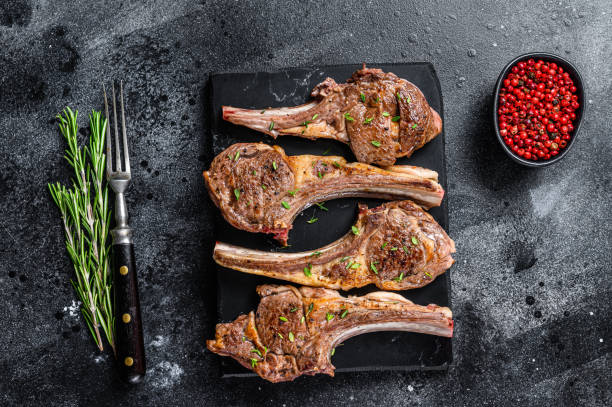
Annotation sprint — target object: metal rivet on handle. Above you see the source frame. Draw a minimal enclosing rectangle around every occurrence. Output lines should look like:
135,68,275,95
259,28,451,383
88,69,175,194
122,313,131,323
124,357,134,367
120,266,128,275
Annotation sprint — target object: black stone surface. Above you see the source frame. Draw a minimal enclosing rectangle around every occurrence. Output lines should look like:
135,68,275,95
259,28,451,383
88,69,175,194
210,63,451,376
1,1,610,406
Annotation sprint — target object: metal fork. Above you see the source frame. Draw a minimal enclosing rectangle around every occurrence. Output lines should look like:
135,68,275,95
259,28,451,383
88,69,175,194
104,82,146,384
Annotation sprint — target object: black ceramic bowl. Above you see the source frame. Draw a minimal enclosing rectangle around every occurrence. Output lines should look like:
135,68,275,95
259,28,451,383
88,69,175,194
493,52,585,167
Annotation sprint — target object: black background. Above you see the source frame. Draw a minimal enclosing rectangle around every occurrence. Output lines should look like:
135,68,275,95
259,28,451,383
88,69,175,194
1,1,610,406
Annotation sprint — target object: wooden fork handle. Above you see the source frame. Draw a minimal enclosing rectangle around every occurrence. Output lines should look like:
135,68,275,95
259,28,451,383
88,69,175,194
113,243,146,384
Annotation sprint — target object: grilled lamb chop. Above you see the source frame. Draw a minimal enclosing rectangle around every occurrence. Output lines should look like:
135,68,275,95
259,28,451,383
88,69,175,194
222,65,442,166
204,143,444,245
206,285,453,382
214,200,455,290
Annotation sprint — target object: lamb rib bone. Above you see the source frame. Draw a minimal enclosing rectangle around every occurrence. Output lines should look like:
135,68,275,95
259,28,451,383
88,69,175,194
206,284,453,382
203,142,444,245
214,200,455,290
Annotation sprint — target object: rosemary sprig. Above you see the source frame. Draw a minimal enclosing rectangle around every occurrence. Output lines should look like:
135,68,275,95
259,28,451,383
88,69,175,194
48,108,115,353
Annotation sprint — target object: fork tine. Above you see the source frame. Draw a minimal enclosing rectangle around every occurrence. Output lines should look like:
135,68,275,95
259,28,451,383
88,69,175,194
111,83,122,172
103,84,113,175
120,81,130,173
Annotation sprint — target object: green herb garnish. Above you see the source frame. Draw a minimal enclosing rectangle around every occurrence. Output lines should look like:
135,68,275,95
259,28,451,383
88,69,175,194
425,272,432,278
333,161,342,168
306,303,314,317
412,123,418,129
312,113,319,120
277,333,284,339
381,242,388,249
279,316,288,322
382,112,390,117
252,170,257,175
352,225,360,235
391,115,401,122
371,140,381,147
234,151,240,161
310,251,322,257
288,332,295,342
350,262,360,269
331,348,336,356
307,217,318,224
364,117,373,124
394,272,404,282
250,358,258,368
326,312,334,321
318,171,323,179
269,121,275,131
390,247,398,251
290,307,298,312
234,188,241,200
343,112,354,122
315,202,328,211
288,189,299,196
370,262,378,274
411,236,419,245
360,92,366,103
402,245,409,253
303,264,312,277
261,184,267,190
323,148,330,155
272,161,278,170
340,309,348,319
251,349,262,357
281,201,290,209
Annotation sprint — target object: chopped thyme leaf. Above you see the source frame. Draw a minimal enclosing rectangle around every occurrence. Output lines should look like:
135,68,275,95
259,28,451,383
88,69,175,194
364,117,373,124
250,358,258,368
318,171,323,179
251,349,262,357
261,184,267,190
310,251,322,257
390,247,398,251
381,242,388,249
260,110,266,114
370,262,378,274
269,121,275,131
234,151,240,161
371,140,381,147
333,161,342,168
350,262,360,269
300,316,305,323
351,225,360,235
396,92,401,100
331,348,335,356
391,115,401,122
343,112,355,122
281,201,290,209
290,307,298,312
411,236,419,245
345,260,354,269
288,189,299,196
307,217,318,224
340,256,350,262
272,161,278,170
277,333,284,339
312,113,319,120
326,312,334,321
252,170,257,176
306,303,314,317
412,123,418,129
406,95,411,103
340,309,348,319
394,272,405,282
302,120,312,128
425,272,432,278
360,92,366,103
322,148,330,155
242,336,246,342
234,188,240,200
279,316,288,322
288,332,294,342
315,202,328,211
402,245,409,253
382,111,390,117
303,264,312,277
375,96,380,103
